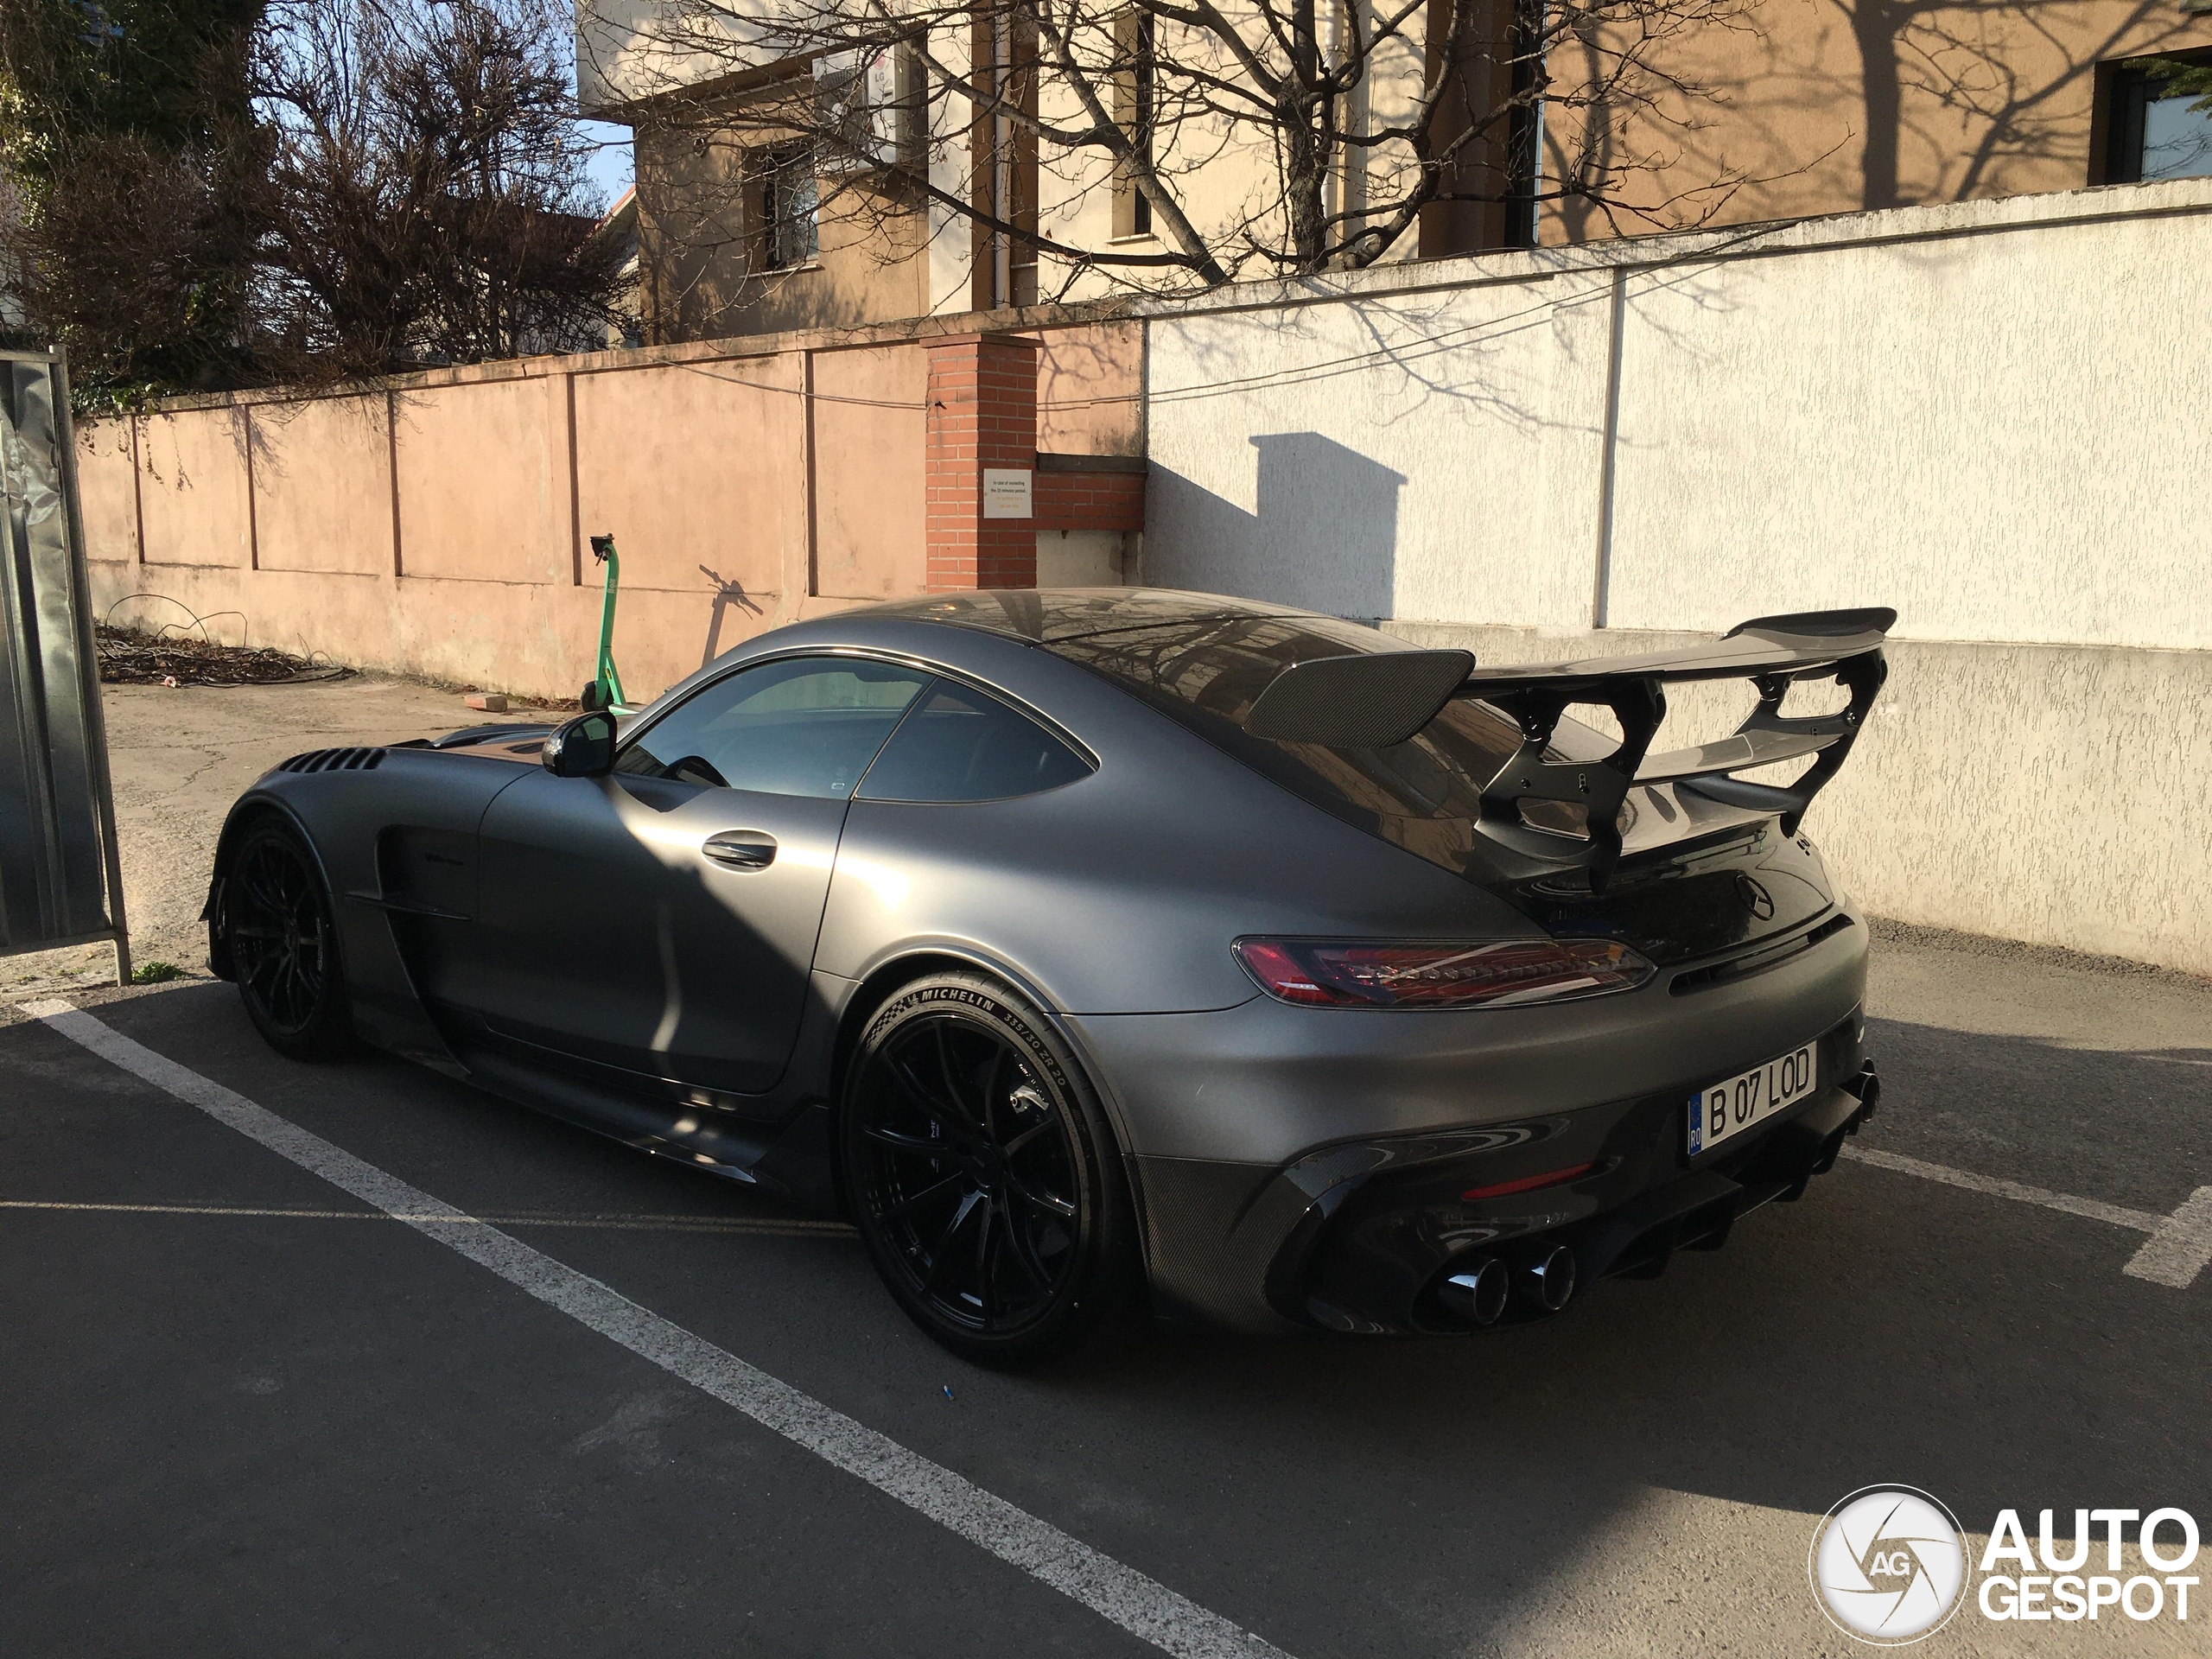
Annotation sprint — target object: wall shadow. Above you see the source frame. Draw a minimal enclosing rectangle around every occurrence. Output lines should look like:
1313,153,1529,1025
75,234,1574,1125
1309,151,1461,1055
1548,0,2203,236
1147,432,1405,621
697,564,763,667
1840,0,2195,207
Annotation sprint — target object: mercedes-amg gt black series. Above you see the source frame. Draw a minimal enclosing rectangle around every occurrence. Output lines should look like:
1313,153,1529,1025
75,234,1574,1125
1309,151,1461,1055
206,589,1892,1363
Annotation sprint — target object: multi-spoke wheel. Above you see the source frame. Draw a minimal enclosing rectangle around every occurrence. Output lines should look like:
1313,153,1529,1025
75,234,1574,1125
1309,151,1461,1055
843,973,1138,1365
219,820,357,1060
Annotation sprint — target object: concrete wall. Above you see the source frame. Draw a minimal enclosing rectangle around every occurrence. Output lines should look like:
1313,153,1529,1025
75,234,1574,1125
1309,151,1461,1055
73,180,2207,970
79,315,1144,703
1389,622,2212,976
137,409,254,570
1036,321,1144,456
80,337,937,702
1141,179,2212,973
252,397,394,577
1146,178,2212,650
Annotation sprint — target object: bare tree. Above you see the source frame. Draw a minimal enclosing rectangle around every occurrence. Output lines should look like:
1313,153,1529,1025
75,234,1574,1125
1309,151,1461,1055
582,0,1751,310
2,0,629,398
253,0,630,377
0,0,269,395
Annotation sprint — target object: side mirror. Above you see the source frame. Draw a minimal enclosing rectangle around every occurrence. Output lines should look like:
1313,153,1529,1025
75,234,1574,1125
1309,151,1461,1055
543,710,617,778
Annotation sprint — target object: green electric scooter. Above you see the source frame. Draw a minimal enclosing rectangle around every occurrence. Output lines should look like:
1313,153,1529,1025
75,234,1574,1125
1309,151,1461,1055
580,532,628,713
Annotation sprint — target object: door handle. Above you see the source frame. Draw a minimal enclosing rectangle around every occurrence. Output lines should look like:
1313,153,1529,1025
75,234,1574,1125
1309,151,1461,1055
702,830,777,871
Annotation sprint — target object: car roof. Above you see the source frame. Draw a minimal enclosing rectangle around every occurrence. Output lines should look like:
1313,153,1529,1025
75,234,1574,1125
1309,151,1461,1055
864,588,1391,650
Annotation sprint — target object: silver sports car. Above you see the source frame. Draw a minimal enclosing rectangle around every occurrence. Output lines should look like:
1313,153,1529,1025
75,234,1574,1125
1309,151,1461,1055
206,589,1891,1363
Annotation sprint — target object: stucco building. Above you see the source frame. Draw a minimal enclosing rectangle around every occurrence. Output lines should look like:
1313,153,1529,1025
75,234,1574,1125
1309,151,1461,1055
1568,0,2212,238
575,0,2212,343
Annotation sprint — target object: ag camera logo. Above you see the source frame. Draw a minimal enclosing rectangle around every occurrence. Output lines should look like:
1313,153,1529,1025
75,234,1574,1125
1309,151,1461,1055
1809,1486,1969,1644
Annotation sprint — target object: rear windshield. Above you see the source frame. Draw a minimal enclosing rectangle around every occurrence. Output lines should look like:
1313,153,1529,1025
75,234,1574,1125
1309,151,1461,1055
1040,613,1611,877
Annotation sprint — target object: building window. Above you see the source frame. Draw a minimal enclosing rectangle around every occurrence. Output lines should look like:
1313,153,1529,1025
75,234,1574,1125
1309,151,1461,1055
2101,57,2212,183
1113,12,1155,238
759,143,819,270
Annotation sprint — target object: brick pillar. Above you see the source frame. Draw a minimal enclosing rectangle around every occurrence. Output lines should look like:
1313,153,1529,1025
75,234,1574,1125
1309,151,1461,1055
925,333,1039,591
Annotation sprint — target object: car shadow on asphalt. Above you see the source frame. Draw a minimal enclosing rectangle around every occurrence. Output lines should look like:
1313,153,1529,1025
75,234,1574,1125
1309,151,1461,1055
10,982,2207,1657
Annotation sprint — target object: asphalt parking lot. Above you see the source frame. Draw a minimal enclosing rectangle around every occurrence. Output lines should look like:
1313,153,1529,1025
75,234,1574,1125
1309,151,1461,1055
0,677,484,996
6,932,2209,1657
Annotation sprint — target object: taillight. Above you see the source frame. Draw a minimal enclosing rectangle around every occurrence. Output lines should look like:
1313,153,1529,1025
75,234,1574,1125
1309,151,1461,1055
1232,938,1654,1009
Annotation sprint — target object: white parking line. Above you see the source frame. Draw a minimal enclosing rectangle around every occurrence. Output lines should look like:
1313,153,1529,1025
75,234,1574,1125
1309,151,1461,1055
2125,1186,2212,1290
0,1198,855,1237
1837,1144,2212,1288
1836,1146,2164,1230
21,1000,1289,1659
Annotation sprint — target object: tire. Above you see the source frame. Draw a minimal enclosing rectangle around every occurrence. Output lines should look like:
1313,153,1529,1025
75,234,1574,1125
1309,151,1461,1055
218,819,359,1061
841,972,1141,1367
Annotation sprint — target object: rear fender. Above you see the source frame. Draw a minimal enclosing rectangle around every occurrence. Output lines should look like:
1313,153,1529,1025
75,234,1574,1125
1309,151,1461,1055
814,944,1153,1262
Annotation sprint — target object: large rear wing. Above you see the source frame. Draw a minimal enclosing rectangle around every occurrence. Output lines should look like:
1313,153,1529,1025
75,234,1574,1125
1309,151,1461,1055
1244,607,1894,875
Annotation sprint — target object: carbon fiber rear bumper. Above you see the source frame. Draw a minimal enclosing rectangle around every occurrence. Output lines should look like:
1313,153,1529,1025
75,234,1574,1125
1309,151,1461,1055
1135,1022,1875,1335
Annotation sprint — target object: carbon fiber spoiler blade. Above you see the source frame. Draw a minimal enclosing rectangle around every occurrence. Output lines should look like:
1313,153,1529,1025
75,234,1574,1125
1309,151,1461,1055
1243,607,1895,882
1458,607,1897,691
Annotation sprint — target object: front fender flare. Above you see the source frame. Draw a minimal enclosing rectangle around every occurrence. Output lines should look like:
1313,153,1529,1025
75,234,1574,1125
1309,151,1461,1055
200,791,334,982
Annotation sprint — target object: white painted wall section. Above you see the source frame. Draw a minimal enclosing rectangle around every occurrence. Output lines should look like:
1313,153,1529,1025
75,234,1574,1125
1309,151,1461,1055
1139,179,2212,973
1142,178,2212,652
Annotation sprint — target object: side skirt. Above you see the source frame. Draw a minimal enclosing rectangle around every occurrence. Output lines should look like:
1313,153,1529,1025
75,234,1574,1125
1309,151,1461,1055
440,1035,839,1211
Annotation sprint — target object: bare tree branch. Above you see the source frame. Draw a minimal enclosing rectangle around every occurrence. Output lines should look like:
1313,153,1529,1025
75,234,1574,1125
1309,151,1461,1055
583,0,1750,329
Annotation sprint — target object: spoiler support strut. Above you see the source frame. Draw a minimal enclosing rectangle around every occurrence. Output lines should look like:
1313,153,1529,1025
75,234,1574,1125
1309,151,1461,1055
1243,607,1896,885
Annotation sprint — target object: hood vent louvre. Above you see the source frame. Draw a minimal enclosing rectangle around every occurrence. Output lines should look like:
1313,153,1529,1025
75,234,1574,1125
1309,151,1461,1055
278,747,387,774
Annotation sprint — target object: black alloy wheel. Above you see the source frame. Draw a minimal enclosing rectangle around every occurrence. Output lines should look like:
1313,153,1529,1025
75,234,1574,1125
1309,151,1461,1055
221,820,357,1060
843,973,1137,1365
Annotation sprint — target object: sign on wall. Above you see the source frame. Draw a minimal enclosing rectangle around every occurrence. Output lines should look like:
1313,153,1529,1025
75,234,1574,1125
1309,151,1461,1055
0,350,130,981
982,468,1033,520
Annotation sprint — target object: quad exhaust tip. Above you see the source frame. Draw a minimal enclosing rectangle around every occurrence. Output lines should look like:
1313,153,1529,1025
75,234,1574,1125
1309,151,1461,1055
1433,1063,1883,1329
1845,1063,1881,1122
1440,1243,1578,1325
1512,1243,1578,1313
1439,1256,1510,1326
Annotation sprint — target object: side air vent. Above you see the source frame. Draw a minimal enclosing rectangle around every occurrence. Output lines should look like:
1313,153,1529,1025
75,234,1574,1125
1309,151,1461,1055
278,747,388,774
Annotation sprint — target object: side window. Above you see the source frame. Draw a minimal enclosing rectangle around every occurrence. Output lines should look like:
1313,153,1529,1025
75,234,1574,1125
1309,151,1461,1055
617,658,931,798
857,681,1093,803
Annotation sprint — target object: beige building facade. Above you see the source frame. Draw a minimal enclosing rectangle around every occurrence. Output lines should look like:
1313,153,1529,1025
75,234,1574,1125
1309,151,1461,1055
1565,0,2212,238
577,0,1542,340
577,0,2212,343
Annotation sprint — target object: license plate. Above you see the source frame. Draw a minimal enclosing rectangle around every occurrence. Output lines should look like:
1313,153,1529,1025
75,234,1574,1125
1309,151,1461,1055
1688,1044,1818,1156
